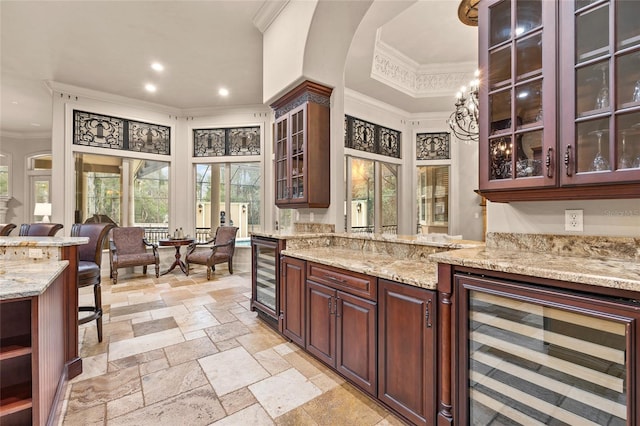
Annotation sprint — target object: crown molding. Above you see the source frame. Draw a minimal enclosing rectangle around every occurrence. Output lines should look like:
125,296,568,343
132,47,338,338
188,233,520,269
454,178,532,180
370,29,477,98
252,0,289,33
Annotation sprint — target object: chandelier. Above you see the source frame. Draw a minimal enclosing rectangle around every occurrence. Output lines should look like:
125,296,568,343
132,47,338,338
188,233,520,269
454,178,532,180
447,71,479,143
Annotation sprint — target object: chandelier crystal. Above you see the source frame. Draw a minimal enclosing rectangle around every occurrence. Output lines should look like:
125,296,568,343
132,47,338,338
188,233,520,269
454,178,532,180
448,70,479,143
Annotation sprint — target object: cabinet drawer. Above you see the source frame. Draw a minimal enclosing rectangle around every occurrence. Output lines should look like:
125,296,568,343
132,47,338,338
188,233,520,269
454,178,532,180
307,262,376,300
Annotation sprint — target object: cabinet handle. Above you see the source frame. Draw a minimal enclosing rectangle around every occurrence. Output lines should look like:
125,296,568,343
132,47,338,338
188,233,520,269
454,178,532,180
325,275,347,285
564,145,572,177
328,298,332,314
335,297,340,318
425,299,432,328
545,147,553,178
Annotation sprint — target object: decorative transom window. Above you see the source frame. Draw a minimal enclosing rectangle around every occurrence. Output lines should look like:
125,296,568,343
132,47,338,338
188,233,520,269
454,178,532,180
193,127,260,157
73,110,171,155
416,132,450,160
344,115,401,159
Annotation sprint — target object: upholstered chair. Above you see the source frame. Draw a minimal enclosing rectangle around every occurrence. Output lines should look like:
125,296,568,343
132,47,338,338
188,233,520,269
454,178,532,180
71,223,116,342
109,227,159,284
185,226,239,280
0,223,17,236
18,223,64,236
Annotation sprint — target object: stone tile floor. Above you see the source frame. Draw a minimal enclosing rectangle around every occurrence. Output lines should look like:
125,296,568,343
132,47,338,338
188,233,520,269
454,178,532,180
61,267,407,425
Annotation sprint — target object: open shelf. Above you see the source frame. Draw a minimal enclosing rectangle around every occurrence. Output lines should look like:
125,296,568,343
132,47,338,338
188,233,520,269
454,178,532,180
0,382,32,417
0,335,32,361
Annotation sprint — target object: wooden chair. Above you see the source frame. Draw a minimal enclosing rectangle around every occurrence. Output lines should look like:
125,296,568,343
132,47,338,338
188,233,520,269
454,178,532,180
109,227,159,284
185,226,239,280
71,222,116,342
18,223,63,236
0,223,16,236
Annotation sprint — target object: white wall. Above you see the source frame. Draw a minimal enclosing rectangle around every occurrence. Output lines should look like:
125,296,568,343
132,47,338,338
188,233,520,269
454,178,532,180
488,199,640,237
0,134,50,225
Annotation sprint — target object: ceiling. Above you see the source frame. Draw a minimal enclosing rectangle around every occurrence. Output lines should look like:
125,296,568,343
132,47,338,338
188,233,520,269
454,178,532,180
0,0,477,136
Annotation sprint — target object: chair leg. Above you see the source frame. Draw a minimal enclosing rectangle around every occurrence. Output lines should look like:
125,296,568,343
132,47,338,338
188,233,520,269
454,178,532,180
207,266,211,280
143,265,148,274
228,259,233,274
112,269,118,285
155,263,159,278
94,282,103,343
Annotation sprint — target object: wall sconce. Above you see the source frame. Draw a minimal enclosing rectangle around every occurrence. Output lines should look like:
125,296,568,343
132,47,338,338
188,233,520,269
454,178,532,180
356,202,362,213
242,205,246,214
34,202,52,222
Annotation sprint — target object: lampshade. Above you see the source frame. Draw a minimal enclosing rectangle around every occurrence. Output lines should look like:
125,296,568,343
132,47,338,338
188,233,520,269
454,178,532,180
34,202,52,222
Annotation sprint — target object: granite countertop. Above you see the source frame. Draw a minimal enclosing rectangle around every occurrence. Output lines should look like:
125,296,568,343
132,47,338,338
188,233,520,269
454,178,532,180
0,236,89,246
0,260,69,300
429,246,640,294
281,247,439,289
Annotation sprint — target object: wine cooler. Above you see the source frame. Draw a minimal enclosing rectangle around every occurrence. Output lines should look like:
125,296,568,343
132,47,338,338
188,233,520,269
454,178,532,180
455,274,640,425
250,236,285,330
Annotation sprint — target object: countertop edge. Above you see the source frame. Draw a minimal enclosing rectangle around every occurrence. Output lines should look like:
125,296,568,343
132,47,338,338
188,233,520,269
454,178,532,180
0,260,69,300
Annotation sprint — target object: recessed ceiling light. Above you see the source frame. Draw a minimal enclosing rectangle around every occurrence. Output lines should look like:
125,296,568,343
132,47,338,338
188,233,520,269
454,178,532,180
30,122,41,127
151,62,164,72
145,83,157,93
219,88,229,97
11,101,18,105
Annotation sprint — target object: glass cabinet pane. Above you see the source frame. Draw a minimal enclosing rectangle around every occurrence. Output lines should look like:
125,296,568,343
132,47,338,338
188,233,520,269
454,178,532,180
515,79,542,127
576,118,610,173
489,136,513,180
254,244,276,310
489,46,511,89
516,33,542,80
575,4,609,63
515,130,543,177
616,112,640,170
275,117,288,200
515,0,541,36
616,52,640,109
489,89,512,134
616,0,640,49
490,0,511,47
576,61,610,117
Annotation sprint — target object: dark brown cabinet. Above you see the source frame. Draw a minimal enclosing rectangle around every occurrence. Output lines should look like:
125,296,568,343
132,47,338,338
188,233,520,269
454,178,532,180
306,263,377,396
478,0,640,202
280,256,306,347
271,80,332,208
378,279,436,426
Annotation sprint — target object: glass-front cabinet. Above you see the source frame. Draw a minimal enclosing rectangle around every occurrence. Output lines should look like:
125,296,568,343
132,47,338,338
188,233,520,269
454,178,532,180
479,0,556,191
559,0,640,185
479,0,640,201
271,80,332,208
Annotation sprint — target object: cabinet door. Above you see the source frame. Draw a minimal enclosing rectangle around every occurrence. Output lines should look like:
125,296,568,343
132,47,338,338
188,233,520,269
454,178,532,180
559,0,640,186
378,279,436,426
281,256,306,347
306,280,335,366
479,0,557,191
289,104,307,204
274,113,289,204
336,291,377,396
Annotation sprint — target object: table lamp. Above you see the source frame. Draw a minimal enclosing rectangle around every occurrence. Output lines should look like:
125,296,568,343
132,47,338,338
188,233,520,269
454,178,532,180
34,202,52,222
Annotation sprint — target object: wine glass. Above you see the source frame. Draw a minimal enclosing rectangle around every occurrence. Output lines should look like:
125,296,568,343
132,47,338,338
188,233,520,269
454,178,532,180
633,80,640,103
589,130,610,171
595,66,609,110
618,131,632,169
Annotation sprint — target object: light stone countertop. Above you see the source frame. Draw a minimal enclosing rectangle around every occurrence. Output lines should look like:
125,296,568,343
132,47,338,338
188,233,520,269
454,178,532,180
429,247,640,294
281,247,439,289
0,236,88,246
0,260,69,300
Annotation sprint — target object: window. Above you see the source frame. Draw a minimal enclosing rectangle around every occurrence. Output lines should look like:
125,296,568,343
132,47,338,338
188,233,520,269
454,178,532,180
417,166,449,234
74,153,170,240
346,156,398,234
195,162,261,242
0,153,10,197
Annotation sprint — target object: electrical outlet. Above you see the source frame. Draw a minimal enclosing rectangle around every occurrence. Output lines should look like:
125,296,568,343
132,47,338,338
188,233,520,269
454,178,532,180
565,209,584,232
